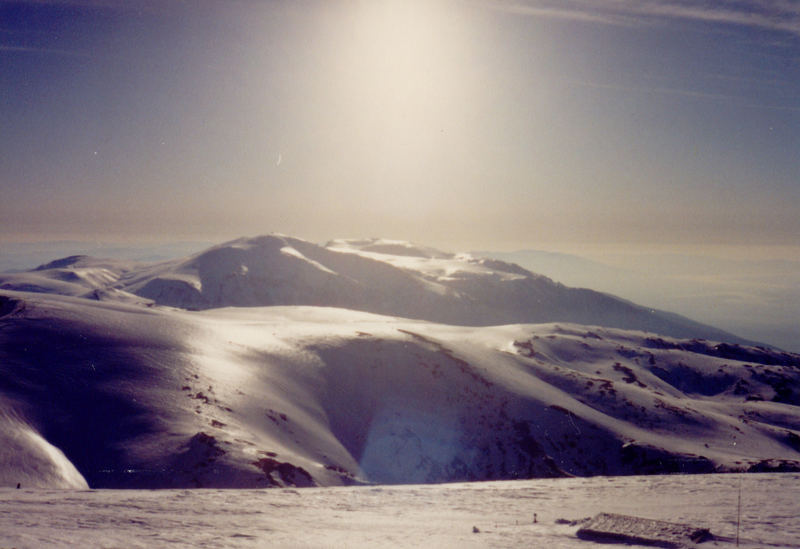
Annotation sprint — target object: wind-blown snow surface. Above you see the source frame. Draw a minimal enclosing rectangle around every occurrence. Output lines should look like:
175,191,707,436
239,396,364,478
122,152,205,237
1,287,799,489
1,473,798,548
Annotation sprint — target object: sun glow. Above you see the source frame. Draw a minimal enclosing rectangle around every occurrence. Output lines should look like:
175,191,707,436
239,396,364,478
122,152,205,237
345,0,461,111
327,0,480,206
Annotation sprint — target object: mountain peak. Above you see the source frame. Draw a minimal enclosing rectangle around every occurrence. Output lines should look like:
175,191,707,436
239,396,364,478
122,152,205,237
0,234,760,346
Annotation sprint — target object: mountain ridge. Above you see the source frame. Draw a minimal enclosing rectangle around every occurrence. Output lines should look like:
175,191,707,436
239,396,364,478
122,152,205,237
1,290,798,489
1,234,761,346
2,234,798,489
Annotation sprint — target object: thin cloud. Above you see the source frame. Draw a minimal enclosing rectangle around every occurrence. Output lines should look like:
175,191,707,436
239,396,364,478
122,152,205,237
0,0,150,6
0,44,92,58
0,0,122,6
565,77,800,113
566,77,748,102
0,0,187,13
478,0,800,37
471,1,634,26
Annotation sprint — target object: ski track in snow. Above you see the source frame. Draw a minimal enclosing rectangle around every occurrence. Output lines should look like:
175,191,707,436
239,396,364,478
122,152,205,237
1,473,797,548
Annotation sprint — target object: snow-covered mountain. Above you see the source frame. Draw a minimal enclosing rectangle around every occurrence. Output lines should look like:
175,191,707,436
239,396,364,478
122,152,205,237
1,235,798,489
0,235,760,344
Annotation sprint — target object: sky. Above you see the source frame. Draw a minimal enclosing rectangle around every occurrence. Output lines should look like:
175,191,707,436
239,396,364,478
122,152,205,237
1,0,799,254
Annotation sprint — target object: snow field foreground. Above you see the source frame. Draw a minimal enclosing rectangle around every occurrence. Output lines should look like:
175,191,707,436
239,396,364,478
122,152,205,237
0,473,797,548
1,290,799,489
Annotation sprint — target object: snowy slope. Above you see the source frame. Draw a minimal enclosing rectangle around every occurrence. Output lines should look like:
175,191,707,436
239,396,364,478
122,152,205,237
1,290,798,489
0,255,149,305
0,235,759,345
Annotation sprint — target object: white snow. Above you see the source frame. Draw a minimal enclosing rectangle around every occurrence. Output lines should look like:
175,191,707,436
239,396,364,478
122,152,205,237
280,245,338,275
0,473,797,548
325,237,523,283
1,288,799,490
0,234,759,344
0,406,88,489
0,232,799,525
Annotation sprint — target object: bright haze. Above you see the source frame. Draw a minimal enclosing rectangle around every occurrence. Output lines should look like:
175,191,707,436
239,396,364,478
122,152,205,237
1,0,798,252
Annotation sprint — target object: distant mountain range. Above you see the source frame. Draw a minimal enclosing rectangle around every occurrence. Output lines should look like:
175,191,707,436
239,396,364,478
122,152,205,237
473,248,800,353
1,235,798,488
1,234,760,344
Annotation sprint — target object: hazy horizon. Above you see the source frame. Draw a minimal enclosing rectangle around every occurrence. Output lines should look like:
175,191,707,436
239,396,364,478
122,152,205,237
3,0,798,350
2,0,798,255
